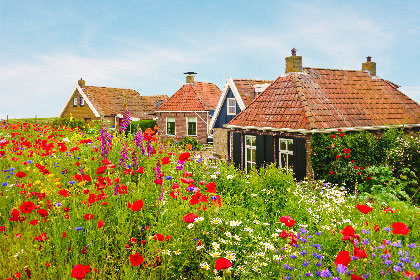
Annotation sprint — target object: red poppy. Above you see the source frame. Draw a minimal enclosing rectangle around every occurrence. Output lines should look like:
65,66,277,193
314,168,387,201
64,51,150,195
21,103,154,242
356,204,373,214
161,157,171,165
182,213,199,223
334,250,351,267
280,216,295,227
330,171,334,175
179,152,190,162
180,177,194,184
98,220,105,229
374,224,380,232
130,252,143,266
84,213,95,220
165,234,171,241
214,258,232,270
20,201,36,213
279,230,288,238
58,189,70,197
0,226,5,231
351,275,365,280
154,233,165,241
392,222,409,235
30,220,39,225
206,182,216,193
131,199,143,211
16,172,27,178
37,209,49,217
354,247,368,259
340,225,358,241
71,264,90,280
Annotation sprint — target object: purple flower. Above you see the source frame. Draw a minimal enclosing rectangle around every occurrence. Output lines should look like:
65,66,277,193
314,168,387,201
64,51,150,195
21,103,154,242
316,261,322,267
336,264,347,274
383,227,391,233
362,239,369,245
118,107,130,133
393,265,403,272
284,263,293,270
300,228,309,234
119,143,129,168
408,243,417,249
302,260,310,267
320,268,332,277
314,244,321,251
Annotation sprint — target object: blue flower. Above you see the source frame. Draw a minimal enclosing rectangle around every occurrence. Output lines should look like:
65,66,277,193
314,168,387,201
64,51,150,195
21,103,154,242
284,263,293,270
165,175,172,180
314,244,321,251
336,264,347,274
56,202,62,207
26,160,32,164
302,260,310,267
69,181,76,185
393,265,403,272
5,175,10,178
76,227,82,231
1,182,7,186
320,268,332,277
408,243,417,249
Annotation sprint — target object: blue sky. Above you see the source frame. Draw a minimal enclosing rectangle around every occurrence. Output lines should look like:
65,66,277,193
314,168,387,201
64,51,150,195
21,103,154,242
1,0,420,119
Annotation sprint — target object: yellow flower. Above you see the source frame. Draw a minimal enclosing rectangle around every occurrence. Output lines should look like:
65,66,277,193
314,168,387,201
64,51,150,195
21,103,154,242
55,178,61,182
48,174,55,178
34,180,41,185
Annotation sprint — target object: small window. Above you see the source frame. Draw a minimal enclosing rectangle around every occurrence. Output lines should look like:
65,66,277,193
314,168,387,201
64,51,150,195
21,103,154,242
73,97,78,107
245,135,256,172
80,97,85,106
167,117,175,135
279,138,294,170
187,117,197,136
227,98,236,115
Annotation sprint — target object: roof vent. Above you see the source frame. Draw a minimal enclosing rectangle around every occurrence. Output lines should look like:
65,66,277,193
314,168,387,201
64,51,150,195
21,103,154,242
285,48,303,73
362,56,376,76
184,72,197,84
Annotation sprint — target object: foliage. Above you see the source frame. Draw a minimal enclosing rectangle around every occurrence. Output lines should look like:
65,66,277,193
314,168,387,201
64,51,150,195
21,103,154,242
178,136,201,150
0,121,420,279
128,120,157,135
52,116,89,132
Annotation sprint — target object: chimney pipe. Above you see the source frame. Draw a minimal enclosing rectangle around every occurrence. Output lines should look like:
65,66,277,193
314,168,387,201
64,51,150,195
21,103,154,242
78,78,85,88
362,56,376,76
184,72,197,84
285,48,303,73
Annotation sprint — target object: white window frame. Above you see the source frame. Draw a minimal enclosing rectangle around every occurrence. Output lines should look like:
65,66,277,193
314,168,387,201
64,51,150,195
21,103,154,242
80,97,85,106
227,98,236,115
245,135,256,173
186,117,197,136
166,117,176,136
279,138,294,170
73,97,78,106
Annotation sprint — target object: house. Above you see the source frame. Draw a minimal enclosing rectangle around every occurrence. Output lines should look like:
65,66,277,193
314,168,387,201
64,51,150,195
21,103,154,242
60,78,168,127
156,73,222,144
225,49,420,180
209,78,273,157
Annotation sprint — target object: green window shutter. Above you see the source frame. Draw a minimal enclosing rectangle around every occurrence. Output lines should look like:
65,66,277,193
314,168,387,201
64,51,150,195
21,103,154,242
293,137,307,181
233,133,241,169
256,135,265,169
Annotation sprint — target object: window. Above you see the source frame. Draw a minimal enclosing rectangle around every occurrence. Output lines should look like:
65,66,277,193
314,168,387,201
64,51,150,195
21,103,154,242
227,98,236,115
80,97,85,106
73,97,78,106
245,135,256,172
279,138,294,170
166,117,175,135
187,117,197,136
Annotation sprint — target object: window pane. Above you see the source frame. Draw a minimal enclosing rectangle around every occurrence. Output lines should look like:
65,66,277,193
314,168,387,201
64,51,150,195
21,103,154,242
167,122,175,135
228,106,235,114
288,154,294,170
247,148,251,161
251,136,256,146
281,154,286,168
288,140,294,151
252,149,256,163
247,162,251,172
280,140,286,151
246,136,251,146
188,122,196,135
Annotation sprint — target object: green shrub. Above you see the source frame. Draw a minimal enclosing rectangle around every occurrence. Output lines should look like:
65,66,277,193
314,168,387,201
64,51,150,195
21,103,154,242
128,120,156,134
178,136,201,150
52,116,89,132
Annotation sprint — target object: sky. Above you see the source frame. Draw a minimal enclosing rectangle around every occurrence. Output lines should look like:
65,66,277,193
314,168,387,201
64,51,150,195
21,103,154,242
1,0,420,119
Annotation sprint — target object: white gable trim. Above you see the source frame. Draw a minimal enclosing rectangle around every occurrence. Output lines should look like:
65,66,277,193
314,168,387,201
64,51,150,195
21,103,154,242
209,77,245,131
59,85,100,118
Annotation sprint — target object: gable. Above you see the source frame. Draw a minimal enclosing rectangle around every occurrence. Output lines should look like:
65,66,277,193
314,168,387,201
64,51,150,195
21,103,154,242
213,88,242,129
60,86,100,118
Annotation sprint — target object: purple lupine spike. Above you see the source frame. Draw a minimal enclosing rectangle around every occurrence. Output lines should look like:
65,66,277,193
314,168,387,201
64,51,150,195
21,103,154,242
119,107,130,133
119,143,129,168
131,150,138,169
134,128,143,147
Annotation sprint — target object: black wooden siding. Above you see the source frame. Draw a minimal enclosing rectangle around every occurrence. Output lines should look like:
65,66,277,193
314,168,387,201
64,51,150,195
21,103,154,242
232,133,242,168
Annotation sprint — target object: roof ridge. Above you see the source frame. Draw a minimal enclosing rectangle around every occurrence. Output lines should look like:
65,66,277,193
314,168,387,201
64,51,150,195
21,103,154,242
303,67,360,72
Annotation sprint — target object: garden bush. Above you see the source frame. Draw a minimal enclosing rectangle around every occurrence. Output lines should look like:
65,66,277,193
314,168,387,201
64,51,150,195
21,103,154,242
52,116,89,132
128,119,156,135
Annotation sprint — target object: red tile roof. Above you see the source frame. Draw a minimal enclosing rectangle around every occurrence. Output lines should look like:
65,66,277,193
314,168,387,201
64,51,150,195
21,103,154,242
157,82,221,111
233,79,274,106
82,86,154,119
140,95,169,115
228,68,420,130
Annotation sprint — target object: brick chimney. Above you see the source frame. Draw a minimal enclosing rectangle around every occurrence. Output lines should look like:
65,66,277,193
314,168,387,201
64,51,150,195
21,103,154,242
362,56,376,76
285,48,303,73
78,78,85,88
184,72,197,84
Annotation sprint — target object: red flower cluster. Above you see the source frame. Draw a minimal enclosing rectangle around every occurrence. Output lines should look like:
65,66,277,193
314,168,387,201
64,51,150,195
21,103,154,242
280,216,295,227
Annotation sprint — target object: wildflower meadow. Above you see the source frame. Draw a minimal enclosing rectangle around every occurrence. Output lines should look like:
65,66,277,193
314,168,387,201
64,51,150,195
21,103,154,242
1,120,420,280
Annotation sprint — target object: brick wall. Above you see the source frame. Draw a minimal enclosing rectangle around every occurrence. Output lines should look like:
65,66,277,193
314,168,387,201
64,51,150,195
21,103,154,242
156,112,209,144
